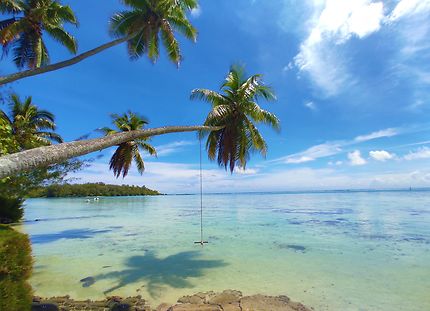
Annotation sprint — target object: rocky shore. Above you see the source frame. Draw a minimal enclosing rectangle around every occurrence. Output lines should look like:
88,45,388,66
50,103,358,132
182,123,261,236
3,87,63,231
31,290,312,311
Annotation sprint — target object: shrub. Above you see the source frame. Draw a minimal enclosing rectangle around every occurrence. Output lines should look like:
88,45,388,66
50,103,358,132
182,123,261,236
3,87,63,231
0,225,33,311
0,197,24,224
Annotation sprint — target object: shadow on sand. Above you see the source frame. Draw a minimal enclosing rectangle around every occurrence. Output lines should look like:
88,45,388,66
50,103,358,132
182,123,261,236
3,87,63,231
89,250,227,297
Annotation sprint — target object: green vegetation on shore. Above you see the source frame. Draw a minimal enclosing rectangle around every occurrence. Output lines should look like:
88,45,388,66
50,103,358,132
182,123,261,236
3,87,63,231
0,225,33,311
28,182,161,198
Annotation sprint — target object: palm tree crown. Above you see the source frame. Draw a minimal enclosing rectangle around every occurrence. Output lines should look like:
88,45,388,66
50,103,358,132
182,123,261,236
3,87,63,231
110,0,197,65
0,0,78,69
100,111,157,178
191,65,280,172
0,93,63,151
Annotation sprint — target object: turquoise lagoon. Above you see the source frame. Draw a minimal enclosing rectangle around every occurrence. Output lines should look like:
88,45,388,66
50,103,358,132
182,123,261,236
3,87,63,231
20,192,430,310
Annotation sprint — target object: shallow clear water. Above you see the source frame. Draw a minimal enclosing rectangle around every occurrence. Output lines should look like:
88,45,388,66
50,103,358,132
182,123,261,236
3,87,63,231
19,192,430,310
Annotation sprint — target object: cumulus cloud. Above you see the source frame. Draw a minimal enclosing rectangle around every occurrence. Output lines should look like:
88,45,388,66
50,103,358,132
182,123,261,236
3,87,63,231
404,147,430,160
369,150,395,161
277,127,399,165
290,0,430,96
388,0,430,22
293,0,384,95
348,150,367,166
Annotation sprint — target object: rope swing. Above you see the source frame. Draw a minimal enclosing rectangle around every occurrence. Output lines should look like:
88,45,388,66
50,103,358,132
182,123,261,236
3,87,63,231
194,138,208,246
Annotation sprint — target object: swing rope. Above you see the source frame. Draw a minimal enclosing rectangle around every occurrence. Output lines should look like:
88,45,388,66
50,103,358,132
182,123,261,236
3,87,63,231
195,138,208,246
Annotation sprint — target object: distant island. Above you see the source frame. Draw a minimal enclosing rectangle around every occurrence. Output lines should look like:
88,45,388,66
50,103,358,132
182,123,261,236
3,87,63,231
28,183,161,198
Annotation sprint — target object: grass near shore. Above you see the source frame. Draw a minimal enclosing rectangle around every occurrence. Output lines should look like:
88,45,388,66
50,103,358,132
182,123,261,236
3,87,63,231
0,225,33,311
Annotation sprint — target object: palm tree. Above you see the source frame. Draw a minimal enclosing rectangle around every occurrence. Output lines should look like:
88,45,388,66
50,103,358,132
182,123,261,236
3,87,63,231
0,94,63,151
110,0,197,65
191,65,280,172
0,0,78,69
0,67,281,179
100,112,157,178
0,124,220,178
0,0,198,85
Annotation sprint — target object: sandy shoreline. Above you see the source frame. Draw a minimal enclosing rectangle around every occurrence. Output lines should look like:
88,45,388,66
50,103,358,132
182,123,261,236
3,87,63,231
31,289,313,310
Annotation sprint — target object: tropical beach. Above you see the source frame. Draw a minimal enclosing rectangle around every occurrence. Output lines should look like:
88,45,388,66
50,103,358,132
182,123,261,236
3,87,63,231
1,0,430,311
19,192,430,311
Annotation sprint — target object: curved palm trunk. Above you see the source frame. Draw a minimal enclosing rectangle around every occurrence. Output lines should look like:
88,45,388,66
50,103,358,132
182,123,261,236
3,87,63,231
0,125,220,178
0,36,132,86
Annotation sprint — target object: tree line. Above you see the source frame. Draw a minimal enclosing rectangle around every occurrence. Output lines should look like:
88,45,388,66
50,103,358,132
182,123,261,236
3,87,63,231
28,182,160,198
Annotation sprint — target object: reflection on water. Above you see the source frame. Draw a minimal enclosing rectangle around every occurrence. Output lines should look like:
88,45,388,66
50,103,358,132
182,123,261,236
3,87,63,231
20,192,430,310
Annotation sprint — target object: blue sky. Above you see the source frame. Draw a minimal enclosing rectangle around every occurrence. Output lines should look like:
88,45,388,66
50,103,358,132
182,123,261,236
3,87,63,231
2,0,430,193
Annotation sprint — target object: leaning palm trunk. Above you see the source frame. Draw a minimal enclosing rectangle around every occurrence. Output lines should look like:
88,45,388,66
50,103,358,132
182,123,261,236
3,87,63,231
0,125,220,178
0,36,133,86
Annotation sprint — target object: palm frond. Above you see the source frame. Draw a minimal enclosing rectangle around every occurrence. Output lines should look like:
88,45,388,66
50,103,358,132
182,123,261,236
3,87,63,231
36,131,63,143
168,14,197,41
44,26,77,54
110,142,134,178
190,89,226,106
0,0,23,14
160,19,181,65
132,145,145,174
137,141,157,156
98,127,117,136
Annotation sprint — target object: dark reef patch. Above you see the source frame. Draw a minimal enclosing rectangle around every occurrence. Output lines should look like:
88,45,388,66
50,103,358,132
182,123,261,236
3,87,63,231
277,243,307,253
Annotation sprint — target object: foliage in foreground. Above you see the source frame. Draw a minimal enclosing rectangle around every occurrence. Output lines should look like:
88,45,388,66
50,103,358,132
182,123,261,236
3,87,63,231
28,182,161,198
0,225,33,311
0,93,85,220
0,196,24,224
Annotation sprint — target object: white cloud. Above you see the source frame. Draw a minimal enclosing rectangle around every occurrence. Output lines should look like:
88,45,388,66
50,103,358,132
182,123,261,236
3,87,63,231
190,6,202,18
404,147,430,160
71,161,430,193
348,150,367,166
281,142,342,164
304,101,318,111
154,140,194,157
290,0,430,97
354,128,398,142
277,127,399,165
293,0,384,95
388,0,430,22
234,167,259,175
369,150,395,161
